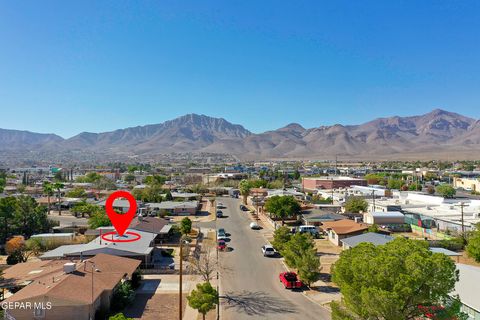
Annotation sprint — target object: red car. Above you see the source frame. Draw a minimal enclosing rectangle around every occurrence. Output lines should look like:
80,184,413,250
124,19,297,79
279,272,303,289
217,239,227,251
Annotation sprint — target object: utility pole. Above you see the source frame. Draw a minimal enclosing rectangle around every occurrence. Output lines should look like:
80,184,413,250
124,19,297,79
334,155,338,176
372,190,376,212
179,235,184,320
455,202,469,240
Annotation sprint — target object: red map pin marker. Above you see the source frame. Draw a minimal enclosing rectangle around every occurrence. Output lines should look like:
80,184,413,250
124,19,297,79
105,190,137,236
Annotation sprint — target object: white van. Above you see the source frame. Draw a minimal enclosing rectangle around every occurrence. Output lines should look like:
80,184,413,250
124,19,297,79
298,225,319,236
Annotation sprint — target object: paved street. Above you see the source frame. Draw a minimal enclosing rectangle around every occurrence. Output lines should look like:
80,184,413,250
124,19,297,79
48,210,89,227
216,197,331,320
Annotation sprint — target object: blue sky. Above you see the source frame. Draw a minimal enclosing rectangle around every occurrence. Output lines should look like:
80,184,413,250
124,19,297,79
1,1,479,138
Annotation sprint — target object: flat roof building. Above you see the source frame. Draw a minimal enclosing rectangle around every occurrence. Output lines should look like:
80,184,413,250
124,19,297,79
302,176,367,191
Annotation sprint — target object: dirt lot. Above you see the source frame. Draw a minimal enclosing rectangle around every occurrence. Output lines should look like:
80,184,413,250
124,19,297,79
315,239,341,274
124,293,187,320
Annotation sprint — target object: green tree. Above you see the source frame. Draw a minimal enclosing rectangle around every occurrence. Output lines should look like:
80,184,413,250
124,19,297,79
264,195,301,225
436,184,456,198
427,185,436,195
344,197,368,213
408,183,422,191
65,187,87,198
109,313,133,320
124,174,135,183
43,181,55,215
387,178,404,190
0,171,6,193
238,179,252,205
144,175,166,186
365,173,383,185
332,238,459,320
297,246,320,287
187,282,219,320
140,184,164,202
282,232,315,268
0,197,17,243
53,182,64,215
272,226,292,252
293,170,301,180
466,223,480,262
53,171,65,182
71,201,101,218
88,209,112,229
180,217,192,235
165,191,173,201
14,195,49,237
111,281,135,311
367,224,380,233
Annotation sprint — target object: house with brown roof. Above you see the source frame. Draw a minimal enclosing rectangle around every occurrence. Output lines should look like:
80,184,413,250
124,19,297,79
3,254,140,320
129,216,173,243
320,219,369,246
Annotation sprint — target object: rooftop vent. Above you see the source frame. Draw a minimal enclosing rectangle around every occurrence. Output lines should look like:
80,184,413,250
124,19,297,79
63,262,76,274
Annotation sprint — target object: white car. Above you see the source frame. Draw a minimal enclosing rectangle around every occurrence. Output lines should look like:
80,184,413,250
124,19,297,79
217,228,228,240
261,245,276,257
249,222,261,230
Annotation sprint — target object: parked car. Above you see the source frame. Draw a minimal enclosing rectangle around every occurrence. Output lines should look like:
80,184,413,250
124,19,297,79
240,204,247,211
217,239,227,251
217,228,227,240
261,245,276,257
249,222,261,230
298,225,320,237
216,210,223,218
279,272,303,289
217,202,224,208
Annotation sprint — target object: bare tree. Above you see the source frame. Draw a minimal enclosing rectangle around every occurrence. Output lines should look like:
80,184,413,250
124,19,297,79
189,246,217,282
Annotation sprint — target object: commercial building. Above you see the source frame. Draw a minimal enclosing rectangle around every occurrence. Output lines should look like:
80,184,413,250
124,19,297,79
453,177,480,192
454,264,480,319
363,211,405,225
302,176,367,191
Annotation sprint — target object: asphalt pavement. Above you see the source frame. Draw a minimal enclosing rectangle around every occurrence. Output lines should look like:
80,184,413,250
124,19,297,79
216,197,331,320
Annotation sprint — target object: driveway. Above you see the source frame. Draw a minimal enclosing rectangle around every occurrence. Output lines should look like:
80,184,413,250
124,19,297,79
217,197,331,320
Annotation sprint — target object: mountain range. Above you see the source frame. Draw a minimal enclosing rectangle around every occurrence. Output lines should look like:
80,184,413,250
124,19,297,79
1,109,480,161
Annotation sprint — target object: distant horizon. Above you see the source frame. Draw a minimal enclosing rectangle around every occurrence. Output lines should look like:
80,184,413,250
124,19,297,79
0,108,477,139
1,2,480,137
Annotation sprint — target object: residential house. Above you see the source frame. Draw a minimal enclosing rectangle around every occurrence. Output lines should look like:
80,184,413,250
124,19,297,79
129,216,172,243
320,220,369,246
301,209,347,226
96,198,143,214
40,229,155,265
2,254,140,320
340,232,394,250
146,201,199,216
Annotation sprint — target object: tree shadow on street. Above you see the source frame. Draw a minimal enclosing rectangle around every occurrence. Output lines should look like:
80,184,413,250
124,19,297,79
221,290,297,316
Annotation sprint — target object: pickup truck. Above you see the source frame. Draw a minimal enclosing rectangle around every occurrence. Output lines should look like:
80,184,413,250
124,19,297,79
279,272,303,289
